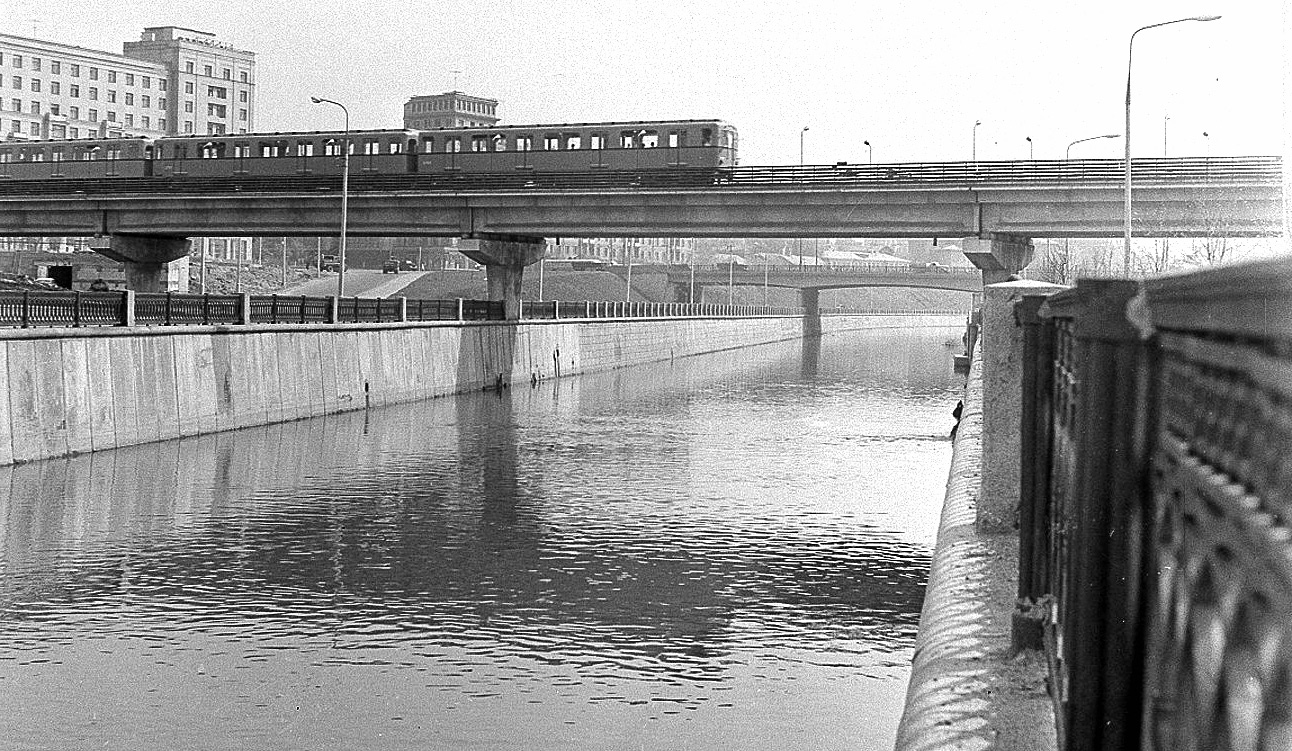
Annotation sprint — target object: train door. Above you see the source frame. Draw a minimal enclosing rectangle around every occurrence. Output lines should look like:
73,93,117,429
143,144,155,177
0,147,11,179
406,137,418,173
295,139,314,174
514,134,533,170
49,146,66,177
445,136,461,171
588,132,607,169
667,129,687,166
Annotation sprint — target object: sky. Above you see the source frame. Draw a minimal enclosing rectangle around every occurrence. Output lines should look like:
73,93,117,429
6,0,1289,166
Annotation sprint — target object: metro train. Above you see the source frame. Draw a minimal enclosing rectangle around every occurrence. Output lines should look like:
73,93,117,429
0,119,739,180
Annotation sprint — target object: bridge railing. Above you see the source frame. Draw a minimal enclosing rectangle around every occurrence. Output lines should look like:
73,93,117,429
1014,255,1292,751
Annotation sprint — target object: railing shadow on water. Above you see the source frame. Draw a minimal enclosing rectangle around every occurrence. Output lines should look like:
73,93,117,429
1014,255,1292,751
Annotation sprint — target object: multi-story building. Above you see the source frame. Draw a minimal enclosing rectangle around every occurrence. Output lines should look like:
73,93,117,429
0,26,254,140
403,91,499,129
123,27,255,136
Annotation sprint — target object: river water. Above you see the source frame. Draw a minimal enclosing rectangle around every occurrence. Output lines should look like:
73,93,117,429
0,325,962,750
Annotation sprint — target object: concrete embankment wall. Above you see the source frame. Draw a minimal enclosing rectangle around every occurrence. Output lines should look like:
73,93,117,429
0,313,960,466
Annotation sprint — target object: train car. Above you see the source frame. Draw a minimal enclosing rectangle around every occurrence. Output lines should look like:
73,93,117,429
415,119,738,174
152,129,420,178
0,137,154,180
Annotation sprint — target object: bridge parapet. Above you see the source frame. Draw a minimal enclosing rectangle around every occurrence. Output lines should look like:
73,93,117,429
1012,255,1292,750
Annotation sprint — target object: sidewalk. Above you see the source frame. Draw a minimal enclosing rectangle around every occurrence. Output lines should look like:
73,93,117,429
893,345,1056,751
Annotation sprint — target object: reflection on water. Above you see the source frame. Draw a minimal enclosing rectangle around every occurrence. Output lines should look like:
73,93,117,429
0,327,961,751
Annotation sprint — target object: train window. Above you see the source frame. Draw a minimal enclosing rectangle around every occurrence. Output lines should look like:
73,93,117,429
261,143,281,157
235,144,252,158
701,129,713,147
105,147,120,160
50,148,63,162
30,150,44,162
471,135,488,152
565,134,582,150
590,134,605,150
669,131,686,147
421,138,434,153
543,134,560,151
444,137,460,153
0,151,9,163
297,141,313,157
620,131,638,148
515,135,532,152
325,140,342,156
492,135,506,152
388,141,403,154
641,131,659,148
201,142,225,159
364,141,380,155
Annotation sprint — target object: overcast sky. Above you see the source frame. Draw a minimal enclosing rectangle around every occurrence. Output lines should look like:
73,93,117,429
9,0,1289,165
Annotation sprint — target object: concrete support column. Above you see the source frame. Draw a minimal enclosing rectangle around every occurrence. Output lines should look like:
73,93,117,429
962,233,1035,285
978,280,1065,532
459,234,546,320
800,287,822,336
89,234,192,293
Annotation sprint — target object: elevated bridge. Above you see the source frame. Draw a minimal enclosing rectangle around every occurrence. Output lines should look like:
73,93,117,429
0,156,1281,308
664,263,984,295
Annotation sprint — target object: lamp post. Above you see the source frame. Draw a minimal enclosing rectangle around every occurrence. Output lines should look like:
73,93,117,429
1026,136,1033,160
1124,15,1221,276
1065,134,1121,282
972,120,982,162
798,125,809,270
1163,114,1170,156
310,96,350,298
863,140,872,164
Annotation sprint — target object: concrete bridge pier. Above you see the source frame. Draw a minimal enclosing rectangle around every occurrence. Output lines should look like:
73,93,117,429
962,233,1035,284
459,235,546,320
800,287,822,336
89,234,191,292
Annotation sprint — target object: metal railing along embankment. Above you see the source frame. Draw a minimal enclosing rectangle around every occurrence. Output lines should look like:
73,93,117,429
1014,256,1292,751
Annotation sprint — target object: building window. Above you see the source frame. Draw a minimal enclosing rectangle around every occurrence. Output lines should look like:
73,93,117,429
184,81,193,94
89,67,98,80
159,118,165,130
158,80,166,92
239,91,248,103
107,70,116,83
50,81,59,95
30,79,39,93
50,104,59,116
143,76,150,89
222,68,231,79
203,65,212,77
88,108,98,121
30,101,40,114
70,84,79,97
240,71,248,82
239,108,247,121
31,58,41,72
125,114,133,126
29,123,38,135
89,87,97,100
70,127,78,137
11,77,19,89
184,120,193,133
13,56,22,68
50,61,60,74
159,97,166,109
125,73,134,85
70,64,79,77
125,93,134,106
141,116,149,128
184,101,193,113
107,111,115,121
141,95,150,108
185,62,194,73
207,86,227,99
107,90,116,103
70,106,79,119
10,99,19,112
207,103,226,118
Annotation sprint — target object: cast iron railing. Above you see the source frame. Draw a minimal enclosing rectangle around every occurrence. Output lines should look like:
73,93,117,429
1015,255,1292,751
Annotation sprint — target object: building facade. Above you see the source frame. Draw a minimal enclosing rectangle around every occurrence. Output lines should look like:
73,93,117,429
0,26,254,140
403,91,499,129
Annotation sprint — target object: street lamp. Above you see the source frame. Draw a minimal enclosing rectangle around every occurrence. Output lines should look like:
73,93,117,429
311,96,351,298
972,120,982,162
799,126,810,169
1026,136,1033,160
799,125,810,269
1065,134,1122,282
1124,15,1221,275
863,140,873,164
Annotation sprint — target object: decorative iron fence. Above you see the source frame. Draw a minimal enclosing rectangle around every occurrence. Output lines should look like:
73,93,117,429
1015,256,1292,751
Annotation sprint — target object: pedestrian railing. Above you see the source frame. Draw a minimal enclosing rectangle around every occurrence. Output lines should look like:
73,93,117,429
0,291,965,328
1014,255,1292,751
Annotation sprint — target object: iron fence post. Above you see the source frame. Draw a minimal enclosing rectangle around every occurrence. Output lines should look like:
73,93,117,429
239,293,252,325
73,291,81,327
122,290,135,327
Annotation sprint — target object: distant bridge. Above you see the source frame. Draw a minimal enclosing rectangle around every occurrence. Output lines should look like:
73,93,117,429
659,263,983,294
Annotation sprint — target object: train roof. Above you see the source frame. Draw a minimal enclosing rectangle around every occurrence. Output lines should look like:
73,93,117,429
159,129,420,141
417,119,734,132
